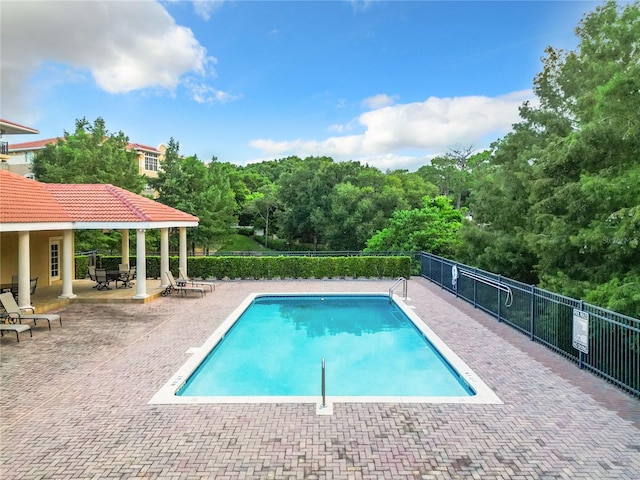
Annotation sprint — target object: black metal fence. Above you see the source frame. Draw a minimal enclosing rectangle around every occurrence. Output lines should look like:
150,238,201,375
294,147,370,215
420,252,640,398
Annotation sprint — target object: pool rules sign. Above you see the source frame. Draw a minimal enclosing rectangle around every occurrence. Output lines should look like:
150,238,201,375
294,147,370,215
572,309,589,354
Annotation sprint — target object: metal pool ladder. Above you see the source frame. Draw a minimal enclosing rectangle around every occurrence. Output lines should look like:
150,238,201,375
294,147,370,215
389,277,407,301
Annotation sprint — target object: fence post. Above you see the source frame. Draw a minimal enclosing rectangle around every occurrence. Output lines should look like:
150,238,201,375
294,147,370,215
473,267,477,307
578,300,585,370
497,274,502,322
529,284,535,340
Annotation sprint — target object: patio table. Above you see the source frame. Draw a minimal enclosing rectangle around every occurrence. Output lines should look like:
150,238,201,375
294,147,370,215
106,270,133,289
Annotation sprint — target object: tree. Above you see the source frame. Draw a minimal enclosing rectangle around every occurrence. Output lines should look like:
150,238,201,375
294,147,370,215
417,145,480,209
150,140,237,251
276,157,340,249
525,1,640,314
459,1,640,316
32,117,145,193
243,184,279,246
366,196,463,256
323,182,407,251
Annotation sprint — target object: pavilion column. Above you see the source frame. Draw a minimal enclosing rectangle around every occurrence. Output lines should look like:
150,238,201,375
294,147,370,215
17,231,32,310
160,228,169,288
121,229,130,267
179,227,187,277
133,228,148,299
59,229,76,299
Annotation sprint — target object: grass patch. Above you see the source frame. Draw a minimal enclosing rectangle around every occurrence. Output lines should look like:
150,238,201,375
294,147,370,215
216,234,276,253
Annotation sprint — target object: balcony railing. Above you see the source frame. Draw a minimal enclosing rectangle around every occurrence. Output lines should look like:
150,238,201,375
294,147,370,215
0,141,8,156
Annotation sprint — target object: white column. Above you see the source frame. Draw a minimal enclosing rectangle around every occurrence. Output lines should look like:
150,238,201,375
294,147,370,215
179,227,188,277
59,229,76,299
121,229,130,267
17,231,32,310
160,227,169,288
133,228,148,299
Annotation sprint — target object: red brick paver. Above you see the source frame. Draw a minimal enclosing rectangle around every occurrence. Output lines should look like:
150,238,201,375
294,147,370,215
1,278,638,479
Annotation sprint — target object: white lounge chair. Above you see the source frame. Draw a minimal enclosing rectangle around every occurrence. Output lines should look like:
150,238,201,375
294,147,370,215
178,267,215,292
163,271,205,298
0,292,62,330
0,323,32,343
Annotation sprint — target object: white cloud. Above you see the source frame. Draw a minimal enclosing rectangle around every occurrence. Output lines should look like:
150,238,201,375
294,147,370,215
249,90,534,171
192,0,226,21
362,94,397,109
0,0,218,118
185,80,243,104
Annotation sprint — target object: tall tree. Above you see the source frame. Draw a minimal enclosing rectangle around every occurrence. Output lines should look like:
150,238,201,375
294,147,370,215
526,1,640,314
32,117,145,193
459,1,640,316
417,145,482,209
323,182,407,251
366,196,463,256
150,141,237,251
276,157,338,249
243,184,280,246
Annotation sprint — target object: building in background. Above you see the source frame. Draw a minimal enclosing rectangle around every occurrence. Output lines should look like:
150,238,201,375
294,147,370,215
5,135,165,192
0,119,40,173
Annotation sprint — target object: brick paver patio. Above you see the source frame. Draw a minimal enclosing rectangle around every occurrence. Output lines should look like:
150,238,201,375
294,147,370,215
1,278,638,479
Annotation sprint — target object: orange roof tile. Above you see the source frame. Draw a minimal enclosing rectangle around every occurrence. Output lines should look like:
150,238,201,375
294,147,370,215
46,184,198,223
0,170,198,229
0,170,72,223
8,137,60,151
127,143,160,153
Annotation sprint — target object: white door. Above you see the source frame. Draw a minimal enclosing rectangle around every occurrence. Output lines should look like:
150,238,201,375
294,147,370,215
50,238,61,282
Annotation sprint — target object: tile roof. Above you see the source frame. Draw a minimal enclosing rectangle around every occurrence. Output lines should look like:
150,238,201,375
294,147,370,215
127,143,161,153
10,139,159,153
46,184,198,223
0,170,198,228
0,171,72,223
0,119,40,135
8,137,60,151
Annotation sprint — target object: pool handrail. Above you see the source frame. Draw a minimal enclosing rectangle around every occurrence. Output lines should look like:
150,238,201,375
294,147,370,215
389,277,407,300
458,269,513,307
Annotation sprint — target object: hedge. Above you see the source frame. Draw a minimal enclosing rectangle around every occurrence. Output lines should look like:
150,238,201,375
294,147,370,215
82,255,411,280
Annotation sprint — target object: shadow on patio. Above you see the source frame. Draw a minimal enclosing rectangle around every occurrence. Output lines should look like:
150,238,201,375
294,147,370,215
30,278,165,312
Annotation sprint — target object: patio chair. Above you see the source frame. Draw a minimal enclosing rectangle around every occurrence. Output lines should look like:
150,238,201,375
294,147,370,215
0,292,62,330
94,268,112,290
30,277,38,295
10,275,18,300
88,265,97,287
178,267,215,292
116,266,135,289
0,323,32,343
162,271,205,298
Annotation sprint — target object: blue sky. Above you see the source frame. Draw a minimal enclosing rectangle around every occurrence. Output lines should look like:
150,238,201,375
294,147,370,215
1,0,604,171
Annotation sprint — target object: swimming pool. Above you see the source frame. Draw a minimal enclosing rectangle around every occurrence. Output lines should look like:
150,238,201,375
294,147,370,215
150,293,501,406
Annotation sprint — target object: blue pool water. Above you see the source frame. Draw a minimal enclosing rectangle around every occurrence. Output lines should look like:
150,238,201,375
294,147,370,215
178,295,474,397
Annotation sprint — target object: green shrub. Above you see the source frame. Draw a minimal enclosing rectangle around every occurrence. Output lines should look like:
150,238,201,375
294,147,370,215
92,255,411,280
74,255,89,279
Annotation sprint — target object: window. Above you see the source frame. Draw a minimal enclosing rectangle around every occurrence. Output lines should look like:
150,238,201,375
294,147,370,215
50,239,61,281
144,152,159,171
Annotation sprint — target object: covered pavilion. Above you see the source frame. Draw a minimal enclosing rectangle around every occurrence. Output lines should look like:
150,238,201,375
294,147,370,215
0,170,198,310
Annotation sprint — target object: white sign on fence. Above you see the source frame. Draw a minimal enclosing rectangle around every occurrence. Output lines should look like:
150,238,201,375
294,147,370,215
572,309,589,354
